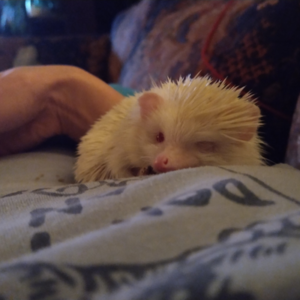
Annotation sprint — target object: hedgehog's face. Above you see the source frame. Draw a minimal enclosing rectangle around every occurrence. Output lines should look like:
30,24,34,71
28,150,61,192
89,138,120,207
135,83,262,174
140,122,230,173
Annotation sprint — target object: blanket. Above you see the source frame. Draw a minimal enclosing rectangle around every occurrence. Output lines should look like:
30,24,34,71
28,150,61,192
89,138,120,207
0,149,300,300
1,147,300,300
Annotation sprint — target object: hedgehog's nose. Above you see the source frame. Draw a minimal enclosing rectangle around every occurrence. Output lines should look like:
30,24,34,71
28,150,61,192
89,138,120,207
153,155,174,173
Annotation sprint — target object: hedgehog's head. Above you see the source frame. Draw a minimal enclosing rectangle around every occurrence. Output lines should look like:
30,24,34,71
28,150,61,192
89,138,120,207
133,76,263,173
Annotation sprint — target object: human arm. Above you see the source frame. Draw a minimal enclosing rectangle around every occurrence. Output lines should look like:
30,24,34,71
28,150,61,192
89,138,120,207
0,65,124,156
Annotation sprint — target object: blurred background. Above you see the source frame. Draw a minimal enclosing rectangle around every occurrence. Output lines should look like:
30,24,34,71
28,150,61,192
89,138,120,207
0,0,140,36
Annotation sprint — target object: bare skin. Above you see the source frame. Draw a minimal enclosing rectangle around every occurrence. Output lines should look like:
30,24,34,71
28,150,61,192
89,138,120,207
0,65,124,156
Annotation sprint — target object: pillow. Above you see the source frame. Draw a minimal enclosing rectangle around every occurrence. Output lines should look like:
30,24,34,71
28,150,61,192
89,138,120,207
110,0,300,164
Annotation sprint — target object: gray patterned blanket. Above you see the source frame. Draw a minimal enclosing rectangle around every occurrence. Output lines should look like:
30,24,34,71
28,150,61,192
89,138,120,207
0,147,300,300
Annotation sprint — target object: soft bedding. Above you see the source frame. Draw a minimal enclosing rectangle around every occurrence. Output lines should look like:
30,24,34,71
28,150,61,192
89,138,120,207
1,0,300,298
1,148,300,300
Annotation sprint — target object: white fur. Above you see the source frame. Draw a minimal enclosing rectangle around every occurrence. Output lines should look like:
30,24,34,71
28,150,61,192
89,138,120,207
74,76,264,182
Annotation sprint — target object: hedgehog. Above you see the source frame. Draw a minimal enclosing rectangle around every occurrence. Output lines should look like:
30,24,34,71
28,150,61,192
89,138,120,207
74,76,264,182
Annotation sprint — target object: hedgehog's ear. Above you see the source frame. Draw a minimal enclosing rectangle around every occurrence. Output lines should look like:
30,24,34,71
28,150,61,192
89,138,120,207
227,103,261,142
138,92,164,119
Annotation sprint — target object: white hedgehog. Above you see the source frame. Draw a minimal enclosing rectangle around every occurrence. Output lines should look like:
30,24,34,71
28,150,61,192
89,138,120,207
74,76,264,182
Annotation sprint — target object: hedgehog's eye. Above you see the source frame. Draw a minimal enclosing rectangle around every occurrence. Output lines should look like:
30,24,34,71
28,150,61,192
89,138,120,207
196,141,216,153
156,132,165,143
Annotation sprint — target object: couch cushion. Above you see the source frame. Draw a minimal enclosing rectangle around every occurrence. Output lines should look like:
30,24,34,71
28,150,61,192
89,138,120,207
110,0,300,164
285,94,300,169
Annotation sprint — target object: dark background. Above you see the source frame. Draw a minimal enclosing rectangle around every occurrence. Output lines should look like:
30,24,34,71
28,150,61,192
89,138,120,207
0,0,141,36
